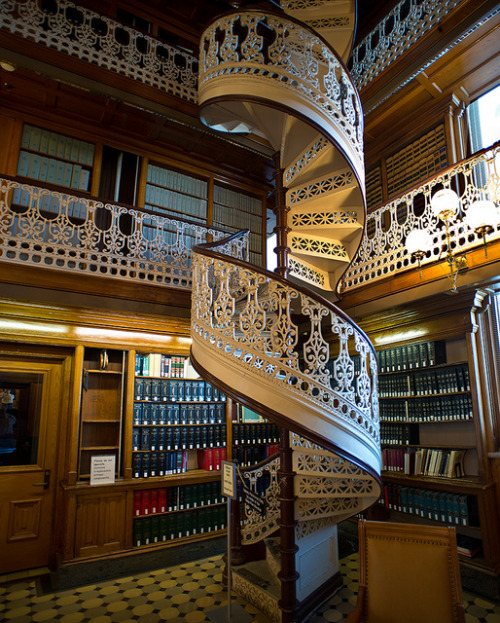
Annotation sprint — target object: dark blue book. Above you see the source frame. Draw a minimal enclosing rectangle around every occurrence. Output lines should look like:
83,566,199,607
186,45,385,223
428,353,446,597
143,403,152,425
141,427,150,451
132,427,140,451
143,378,152,401
150,427,158,451
150,452,159,477
133,402,143,425
134,377,144,400
158,427,166,451
142,453,150,478
132,452,142,478
150,403,159,425
158,403,167,425
151,378,162,401
161,379,170,401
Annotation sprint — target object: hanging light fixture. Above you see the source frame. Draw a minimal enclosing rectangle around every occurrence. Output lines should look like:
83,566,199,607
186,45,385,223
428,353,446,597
405,188,499,292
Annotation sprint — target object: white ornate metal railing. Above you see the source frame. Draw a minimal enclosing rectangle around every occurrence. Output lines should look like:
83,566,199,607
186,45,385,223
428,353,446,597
199,10,364,180
342,142,500,291
350,0,500,111
0,177,243,289
0,0,198,102
240,456,281,544
191,247,380,463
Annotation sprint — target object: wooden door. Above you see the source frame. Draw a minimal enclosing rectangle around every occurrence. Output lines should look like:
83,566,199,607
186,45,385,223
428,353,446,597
0,357,64,574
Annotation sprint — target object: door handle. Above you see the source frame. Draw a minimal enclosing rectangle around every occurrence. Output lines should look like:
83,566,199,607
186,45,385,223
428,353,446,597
33,470,50,489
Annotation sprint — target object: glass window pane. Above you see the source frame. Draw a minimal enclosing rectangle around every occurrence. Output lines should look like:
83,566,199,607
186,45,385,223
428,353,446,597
0,372,43,466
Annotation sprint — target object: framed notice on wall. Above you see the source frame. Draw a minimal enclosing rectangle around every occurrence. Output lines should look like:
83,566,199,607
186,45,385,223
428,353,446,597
90,455,116,485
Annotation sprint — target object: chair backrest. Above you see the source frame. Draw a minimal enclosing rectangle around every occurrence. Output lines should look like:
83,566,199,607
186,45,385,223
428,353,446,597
358,519,465,623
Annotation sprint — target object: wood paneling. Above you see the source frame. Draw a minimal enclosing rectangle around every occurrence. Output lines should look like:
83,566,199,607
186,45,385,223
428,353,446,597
75,492,127,557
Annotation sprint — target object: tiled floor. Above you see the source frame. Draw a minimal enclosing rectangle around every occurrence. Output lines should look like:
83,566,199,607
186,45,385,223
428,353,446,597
1,554,499,623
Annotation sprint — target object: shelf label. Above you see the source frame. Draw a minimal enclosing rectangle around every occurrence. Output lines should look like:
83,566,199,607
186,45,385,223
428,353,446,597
90,455,116,485
221,460,237,499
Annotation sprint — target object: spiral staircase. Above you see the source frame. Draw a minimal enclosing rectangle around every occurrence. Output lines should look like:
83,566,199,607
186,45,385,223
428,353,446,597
190,4,381,622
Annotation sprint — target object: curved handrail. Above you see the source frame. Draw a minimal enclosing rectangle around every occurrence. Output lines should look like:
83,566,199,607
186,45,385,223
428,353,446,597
199,9,365,185
190,233,381,481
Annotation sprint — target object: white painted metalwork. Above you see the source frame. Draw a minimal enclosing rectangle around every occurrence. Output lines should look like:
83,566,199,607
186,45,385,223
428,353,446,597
343,143,500,291
199,11,364,182
0,0,198,102
0,177,236,289
350,0,462,92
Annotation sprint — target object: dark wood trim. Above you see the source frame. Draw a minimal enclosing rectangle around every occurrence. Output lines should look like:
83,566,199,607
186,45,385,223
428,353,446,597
295,570,344,622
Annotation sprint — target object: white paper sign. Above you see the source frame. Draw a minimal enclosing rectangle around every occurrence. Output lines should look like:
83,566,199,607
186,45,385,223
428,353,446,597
221,460,237,499
90,455,116,485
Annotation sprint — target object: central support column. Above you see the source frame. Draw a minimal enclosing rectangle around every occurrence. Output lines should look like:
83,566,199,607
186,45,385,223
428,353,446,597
278,428,299,623
273,152,291,279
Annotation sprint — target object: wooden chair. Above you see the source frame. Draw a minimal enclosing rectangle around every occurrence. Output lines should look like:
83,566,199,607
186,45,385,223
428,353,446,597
345,519,466,623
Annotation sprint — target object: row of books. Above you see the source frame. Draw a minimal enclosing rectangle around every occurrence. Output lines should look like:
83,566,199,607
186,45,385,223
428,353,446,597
377,341,446,373
382,447,466,478
232,444,279,467
10,188,88,219
132,425,226,452
134,378,225,402
133,506,226,547
132,447,227,478
20,124,95,166
380,423,417,446
145,185,207,219
133,482,223,516
17,151,91,191
379,364,470,397
233,423,280,446
147,164,208,199
381,484,471,526
136,354,191,378
380,394,473,422
133,402,225,426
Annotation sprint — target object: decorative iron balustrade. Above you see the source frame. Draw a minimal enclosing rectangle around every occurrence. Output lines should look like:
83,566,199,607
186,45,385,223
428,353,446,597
191,244,379,454
0,0,198,102
350,0,500,111
199,11,364,178
240,456,281,544
0,177,244,289
342,143,500,291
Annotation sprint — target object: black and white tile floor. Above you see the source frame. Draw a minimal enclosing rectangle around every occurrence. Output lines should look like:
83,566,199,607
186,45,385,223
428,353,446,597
1,554,499,622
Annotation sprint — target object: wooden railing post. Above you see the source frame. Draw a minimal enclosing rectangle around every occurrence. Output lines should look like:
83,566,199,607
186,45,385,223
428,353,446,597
278,428,299,623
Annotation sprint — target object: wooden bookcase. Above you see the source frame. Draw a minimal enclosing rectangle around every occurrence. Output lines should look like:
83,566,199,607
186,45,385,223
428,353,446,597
16,124,94,193
351,290,500,596
78,347,125,480
69,348,229,560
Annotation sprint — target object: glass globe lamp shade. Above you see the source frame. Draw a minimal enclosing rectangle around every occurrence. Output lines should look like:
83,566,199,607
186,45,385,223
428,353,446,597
464,200,499,231
430,189,460,219
405,229,432,255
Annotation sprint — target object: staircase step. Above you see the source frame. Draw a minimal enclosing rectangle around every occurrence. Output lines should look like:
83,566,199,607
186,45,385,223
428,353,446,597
232,560,281,623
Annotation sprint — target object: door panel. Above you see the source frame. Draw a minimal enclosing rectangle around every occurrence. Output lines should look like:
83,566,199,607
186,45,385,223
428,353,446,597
0,358,63,574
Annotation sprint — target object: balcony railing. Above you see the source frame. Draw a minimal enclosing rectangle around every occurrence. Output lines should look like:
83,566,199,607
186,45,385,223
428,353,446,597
350,0,463,93
0,0,198,102
342,142,500,291
0,177,243,290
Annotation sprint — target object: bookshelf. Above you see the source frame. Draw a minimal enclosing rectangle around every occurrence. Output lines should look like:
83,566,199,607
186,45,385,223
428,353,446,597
132,482,226,546
132,353,227,479
16,124,95,193
366,333,494,577
78,348,125,480
232,403,280,467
